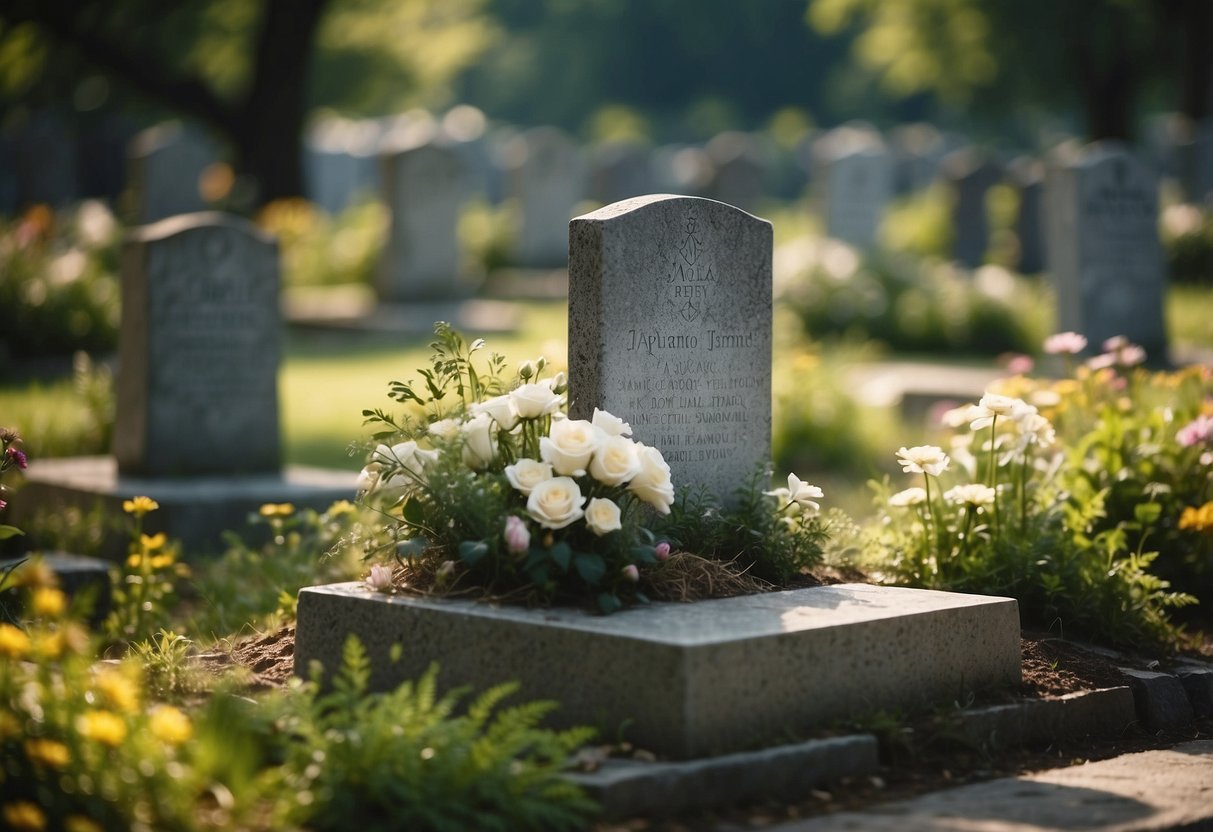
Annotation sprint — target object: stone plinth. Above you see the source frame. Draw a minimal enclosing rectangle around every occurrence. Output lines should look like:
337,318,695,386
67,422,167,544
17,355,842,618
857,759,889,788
294,583,1021,759
11,456,356,559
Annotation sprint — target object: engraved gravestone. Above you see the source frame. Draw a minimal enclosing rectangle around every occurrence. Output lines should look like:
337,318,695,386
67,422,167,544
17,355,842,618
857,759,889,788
376,136,470,301
814,126,893,249
569,195,772,505
1044,142,1167,361
114,213,281,477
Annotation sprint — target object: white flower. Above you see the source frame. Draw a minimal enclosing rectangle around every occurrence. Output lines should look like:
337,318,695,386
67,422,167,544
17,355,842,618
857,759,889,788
510,382,563,419
366,564,393,592
504,458,553,495
585,497,622,536
765,473,822,515
889,487,927,507
896,445,950,477
1014,412,1056,451
372,440,437,484
540,419,603,476
941,404,982,429
944,483,997,507
526,477,586,530
628,444,675,515
588,435,642,486
355,466,379,495
428,418,461,441
591,408,632,437
471,394,519,431
461,413,497,469
969,393,1023,430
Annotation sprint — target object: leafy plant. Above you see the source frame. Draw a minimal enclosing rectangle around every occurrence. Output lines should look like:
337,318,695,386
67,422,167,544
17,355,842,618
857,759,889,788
271,636,597,831
104,497,187,644
0,427,27,544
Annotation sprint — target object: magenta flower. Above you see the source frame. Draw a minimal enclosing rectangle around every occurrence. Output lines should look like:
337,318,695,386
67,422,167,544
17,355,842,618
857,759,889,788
1177,415,1213,448
0,499,6,512
621,564,640,582
1043,331,1088,355
5,448,27,470
654,541,671,561
504,515,530,555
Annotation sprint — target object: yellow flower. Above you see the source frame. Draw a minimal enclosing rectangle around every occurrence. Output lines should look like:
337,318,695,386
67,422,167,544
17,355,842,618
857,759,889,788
0,711,20,740
150,553,175,570
122,496,159,516
0,624,30,659
77,710,127,747
32,631,63,660
140,532,167,551
24,737,70,769
2,802,46,832
65,817,104,832
327,500,356,517
1179,502,1213,534
259,502,295,518
149,705,192,745
12,560,55,589
126,553,144,569
31,587,67,619
94,669,140,713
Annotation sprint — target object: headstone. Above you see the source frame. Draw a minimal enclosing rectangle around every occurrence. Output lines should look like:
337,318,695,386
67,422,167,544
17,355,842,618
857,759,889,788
503,127,588,267
16,110,77,208
127,122,219,223
890,123,946,195
652,144,713,196
375,134,471,301
303,118,379,216
705,132,768,210
1044,142,1168,361
568,194,772,506
813,126,893,249
114,213,281,476
941,148,1004,268
590,141,655,206
1008,156,1046,274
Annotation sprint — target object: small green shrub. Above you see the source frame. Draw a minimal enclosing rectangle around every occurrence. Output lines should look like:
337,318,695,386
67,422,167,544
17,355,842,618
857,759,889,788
1161,203,1213,286
273,636,597,832
256,198,387,288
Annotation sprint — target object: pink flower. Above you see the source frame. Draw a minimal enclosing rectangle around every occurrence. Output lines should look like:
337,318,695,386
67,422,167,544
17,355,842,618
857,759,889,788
365,564,393,592
1005,354,1034,375
1119,345,1146,367
1177,415,1213,448
1043,332,1088,355
5,448,27,470
504,515,530,554
654,541,671,561
0,499,6,512
621,564,640,582
1102,336,1128,352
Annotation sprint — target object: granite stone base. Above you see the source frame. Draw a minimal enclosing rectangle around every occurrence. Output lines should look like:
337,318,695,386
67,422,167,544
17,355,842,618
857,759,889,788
294,583,1022,759
11,456,357,559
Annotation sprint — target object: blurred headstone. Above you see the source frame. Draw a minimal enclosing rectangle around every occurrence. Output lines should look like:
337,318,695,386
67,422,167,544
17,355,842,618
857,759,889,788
568,194,772,507
503,126,588,267
127,122,219,223
590,141,655,205
376,132,472,301
77,115,139,204
705,132,768,210
16,110,77,208
1044,142,1167,362
114,213,281,476
304,118,380,216
941,148,1004,268
653,144,713,197
890,123,947,196
813,126,893,250
1008,156,1046,274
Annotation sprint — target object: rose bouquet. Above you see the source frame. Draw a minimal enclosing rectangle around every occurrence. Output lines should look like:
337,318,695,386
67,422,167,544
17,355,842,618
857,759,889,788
358,324,679,613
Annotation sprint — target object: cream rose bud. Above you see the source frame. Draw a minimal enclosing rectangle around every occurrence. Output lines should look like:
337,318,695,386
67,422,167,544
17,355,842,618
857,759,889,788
461,413,497,469
505,458,553,495
428,418,461,441
585,497,622,536
366,564,393,592
509,382,563,419
589,435,642,486
471,394,519,431
540,419,603,476
526,476,587,530
591,408,632,437
628,444,675,515
355,466,379,495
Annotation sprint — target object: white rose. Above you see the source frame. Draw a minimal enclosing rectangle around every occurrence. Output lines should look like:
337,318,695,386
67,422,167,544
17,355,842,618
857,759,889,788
461,413,497,469
510,382,563,419
591,408,632,437
585,497,622,536
471,394,519,431
540,419,603,477
505,458,553,495
628,444,675,515
589,435,642,486
428,418,461,441
526,476,586,530
372,440,435,483
355,466,379,495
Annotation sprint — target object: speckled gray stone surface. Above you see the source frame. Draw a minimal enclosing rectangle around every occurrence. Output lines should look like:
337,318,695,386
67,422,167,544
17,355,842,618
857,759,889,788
567,194,771,507
1119,667,1195,731
957,687,1136,749
294,582,1021,759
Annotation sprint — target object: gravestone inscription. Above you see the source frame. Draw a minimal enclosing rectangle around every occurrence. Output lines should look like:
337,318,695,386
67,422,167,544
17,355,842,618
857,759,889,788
113,213,281,476
568,195,772,506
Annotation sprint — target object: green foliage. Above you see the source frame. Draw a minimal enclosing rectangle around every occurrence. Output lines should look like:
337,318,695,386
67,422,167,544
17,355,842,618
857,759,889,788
132,629,211,701
776,237,1048,355
257,197,386,286
104,510,186,645
270,636,596,832
1161,203,1213,287
0,204,120,371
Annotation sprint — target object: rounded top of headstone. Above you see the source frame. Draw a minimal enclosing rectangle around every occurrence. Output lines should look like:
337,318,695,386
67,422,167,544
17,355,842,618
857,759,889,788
571,193,770,227
126,211,277,247
813,124,886,162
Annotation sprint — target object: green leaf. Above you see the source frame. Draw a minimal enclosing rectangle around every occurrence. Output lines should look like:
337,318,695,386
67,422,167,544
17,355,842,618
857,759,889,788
573,553,606,585
549,542,572,571
632,545,658,565
0,525,23,540
401,498,427,527
459,540,489,567
1133,502,1162,525
597,593,623,614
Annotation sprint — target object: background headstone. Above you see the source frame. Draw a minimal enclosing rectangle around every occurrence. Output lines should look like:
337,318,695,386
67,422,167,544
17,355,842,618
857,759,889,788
813,125,893,250
568,194,772,506
503,126,588,267
15,109,77,208
590,141,655,206
114,213,281,476
1008,156,1046,274
376,133,471,301
890,123,946,196
127,121,219,223
705,132,768,210
1044,142,1168,361
941,148,1004,268
304,117,380,216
